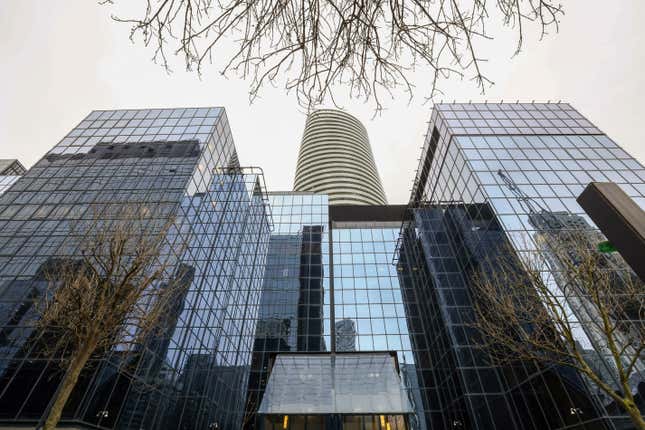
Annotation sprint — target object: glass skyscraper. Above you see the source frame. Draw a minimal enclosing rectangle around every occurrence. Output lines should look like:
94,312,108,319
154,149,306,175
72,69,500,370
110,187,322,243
0,103,643,430
0,108,272,429
399,102,644,429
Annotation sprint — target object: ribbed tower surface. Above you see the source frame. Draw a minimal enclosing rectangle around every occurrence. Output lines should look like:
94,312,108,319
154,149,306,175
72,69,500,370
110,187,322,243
293,109,387,205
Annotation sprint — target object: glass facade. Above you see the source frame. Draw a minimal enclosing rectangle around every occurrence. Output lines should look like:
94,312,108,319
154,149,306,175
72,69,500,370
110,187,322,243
246,197,431,429
0,159,26,176
399,102,644,429
0,103,643,430
0,108,272,430
0,160,24,196
258,353,412,415
245,192,330,428
331,222,427,430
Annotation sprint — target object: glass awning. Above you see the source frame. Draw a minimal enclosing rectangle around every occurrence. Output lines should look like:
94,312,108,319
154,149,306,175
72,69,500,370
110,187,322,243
258,353,414,415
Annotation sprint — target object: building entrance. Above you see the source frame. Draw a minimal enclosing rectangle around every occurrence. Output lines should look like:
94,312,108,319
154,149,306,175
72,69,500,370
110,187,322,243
262,414,408,430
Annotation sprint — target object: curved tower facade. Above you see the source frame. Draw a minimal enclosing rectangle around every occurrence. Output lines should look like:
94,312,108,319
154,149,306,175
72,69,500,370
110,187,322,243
294,109,387,205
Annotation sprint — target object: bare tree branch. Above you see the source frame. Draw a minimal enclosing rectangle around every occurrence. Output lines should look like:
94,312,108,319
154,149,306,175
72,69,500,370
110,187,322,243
470,234,645,429
33,204,189,430
104,0,564,111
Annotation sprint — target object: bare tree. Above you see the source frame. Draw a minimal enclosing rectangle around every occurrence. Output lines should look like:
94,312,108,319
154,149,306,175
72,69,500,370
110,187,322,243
34,206,188,430
471,233,644,429
103,0,564,110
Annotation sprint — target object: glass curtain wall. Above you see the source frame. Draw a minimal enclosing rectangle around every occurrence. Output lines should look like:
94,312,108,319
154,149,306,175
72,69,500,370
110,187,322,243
245,192,330,429
400,102,644,430
0,160,24,196
248,197,431,429
0,108,272,430
332,224,427,430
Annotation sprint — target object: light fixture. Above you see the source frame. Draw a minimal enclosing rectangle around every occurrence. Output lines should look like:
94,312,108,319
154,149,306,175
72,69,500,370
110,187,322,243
283,415,289,429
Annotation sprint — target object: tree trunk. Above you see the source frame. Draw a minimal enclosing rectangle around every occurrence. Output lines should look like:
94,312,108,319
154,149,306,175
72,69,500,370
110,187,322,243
624,399,645,430
42,344,94,430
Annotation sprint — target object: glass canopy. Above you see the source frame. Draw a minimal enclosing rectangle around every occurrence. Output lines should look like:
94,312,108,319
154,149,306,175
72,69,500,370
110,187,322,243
258,353,413,415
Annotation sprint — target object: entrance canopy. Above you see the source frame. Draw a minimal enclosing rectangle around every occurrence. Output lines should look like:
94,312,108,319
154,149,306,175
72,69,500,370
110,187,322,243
258,353,413,415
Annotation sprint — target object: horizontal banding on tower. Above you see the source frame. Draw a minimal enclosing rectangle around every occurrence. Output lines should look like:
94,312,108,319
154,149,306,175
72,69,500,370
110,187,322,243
294,109,387,205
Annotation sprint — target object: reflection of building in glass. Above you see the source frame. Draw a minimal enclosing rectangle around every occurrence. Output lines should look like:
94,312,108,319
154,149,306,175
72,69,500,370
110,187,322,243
116,263,195,429
244,193,330,429
0,108,272,430
399,203,600,429
401,102,645,429
499,165,644,406
526,207,645,405
167,354,248,430
246,198,428,429
298,225,326,351
257,234,303,348
0,258,65,376
1,102,643,430
335,319,357,352
497,168,643,404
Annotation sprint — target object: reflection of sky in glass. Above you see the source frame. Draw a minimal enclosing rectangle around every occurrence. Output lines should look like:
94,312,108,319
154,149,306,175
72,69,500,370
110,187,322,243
454,134,645,229
270,194,328,233
420,106,645,406
50,107,224,154
332,225,425,429
166,172,271,374
451,135,645,353
332,227,414,368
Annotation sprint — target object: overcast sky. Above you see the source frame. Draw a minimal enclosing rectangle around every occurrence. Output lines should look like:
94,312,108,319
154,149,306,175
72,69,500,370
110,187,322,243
1,1,644,203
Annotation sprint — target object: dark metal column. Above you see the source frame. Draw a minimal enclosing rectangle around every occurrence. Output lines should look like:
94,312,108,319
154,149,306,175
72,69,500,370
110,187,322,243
577,182,645,280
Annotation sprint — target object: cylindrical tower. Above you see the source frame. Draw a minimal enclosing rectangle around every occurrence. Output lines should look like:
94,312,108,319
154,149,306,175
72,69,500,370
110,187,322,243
293,109,387,205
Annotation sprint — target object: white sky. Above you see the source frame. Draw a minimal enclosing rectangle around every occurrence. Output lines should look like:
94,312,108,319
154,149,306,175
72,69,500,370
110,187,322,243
1,1,644,204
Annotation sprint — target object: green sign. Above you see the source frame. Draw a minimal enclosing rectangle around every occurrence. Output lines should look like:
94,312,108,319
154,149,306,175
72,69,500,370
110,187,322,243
597,241,617,253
